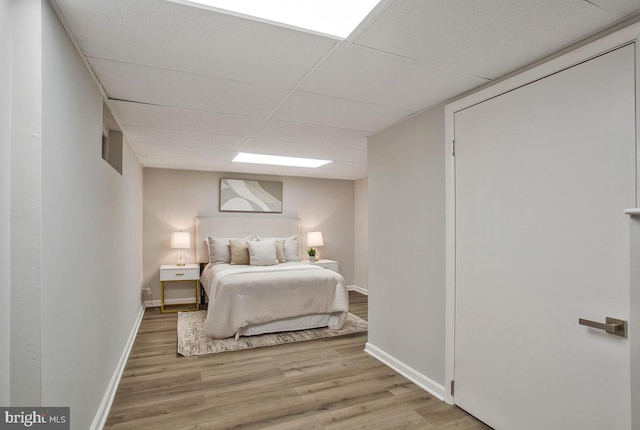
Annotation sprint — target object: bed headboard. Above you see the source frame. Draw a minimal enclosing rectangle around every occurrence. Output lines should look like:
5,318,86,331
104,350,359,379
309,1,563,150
195,215,301,263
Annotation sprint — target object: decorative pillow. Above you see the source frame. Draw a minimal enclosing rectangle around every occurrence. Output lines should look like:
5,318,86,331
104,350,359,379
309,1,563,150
258,235,299,262
229,239,250,265
256,235,300,263
276,240,286,263
207,236,252,264
282,235,300,262
248,239,279,266
207,237,231,264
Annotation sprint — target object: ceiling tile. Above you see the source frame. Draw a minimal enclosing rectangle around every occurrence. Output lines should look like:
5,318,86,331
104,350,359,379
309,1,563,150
138,154,229,171
108,101,263,137
255,120,367,151
125,127,246,151
271,92,413,133
355,0,624,79
90,58,289,117
134,142,236,160
589,0,640,16
299,44,488,110
320,161,368,179
52,0,640,181
54,0,337,88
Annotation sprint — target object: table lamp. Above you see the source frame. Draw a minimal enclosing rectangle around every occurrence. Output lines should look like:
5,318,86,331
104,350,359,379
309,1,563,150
307,231,324,262
170,231,191,266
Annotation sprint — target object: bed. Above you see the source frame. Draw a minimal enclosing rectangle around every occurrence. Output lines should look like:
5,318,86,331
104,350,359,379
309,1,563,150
196,215,349,339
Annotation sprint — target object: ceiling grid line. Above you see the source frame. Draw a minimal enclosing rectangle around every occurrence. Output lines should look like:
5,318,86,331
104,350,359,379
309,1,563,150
234,41,342,154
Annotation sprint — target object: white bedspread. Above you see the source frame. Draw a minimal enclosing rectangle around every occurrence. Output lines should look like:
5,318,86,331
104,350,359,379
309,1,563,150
200,262,349,338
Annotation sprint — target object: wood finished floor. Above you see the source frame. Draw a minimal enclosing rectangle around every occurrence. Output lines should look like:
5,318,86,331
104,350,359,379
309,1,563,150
105,292,491,429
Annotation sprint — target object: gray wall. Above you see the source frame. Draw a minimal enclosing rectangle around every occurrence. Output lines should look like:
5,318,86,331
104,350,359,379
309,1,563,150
354,177,368,290
8,1,144,428
0,0,11,407
143,168,355,301
367,106,447,385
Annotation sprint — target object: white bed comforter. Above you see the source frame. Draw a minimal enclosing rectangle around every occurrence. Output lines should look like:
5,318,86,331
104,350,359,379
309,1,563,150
200,262,349,338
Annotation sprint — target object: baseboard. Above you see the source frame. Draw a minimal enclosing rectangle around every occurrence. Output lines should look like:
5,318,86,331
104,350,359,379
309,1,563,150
144,297,198,308
90,304,145,430
347,285,368,295
364,342,446,401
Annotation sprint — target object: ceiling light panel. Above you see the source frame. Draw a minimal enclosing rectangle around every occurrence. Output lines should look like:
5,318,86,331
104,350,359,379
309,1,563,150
233,152,332,168
242,139,365,163
169,0,382,39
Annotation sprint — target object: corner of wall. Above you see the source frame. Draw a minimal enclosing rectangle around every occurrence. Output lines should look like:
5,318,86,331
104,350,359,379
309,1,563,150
90,305,145,430
354,177,368,290
364,342,446,401
367,106,447,389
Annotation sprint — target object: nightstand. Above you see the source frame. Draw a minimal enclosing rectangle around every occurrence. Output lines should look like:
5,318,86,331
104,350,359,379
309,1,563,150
305,259,339,272
160,264,200,313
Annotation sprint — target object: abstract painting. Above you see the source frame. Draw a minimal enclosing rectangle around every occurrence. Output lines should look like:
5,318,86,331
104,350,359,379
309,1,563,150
219,179,283,213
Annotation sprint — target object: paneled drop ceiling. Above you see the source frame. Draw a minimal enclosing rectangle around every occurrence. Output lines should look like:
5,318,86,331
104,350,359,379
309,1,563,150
51,0,640,180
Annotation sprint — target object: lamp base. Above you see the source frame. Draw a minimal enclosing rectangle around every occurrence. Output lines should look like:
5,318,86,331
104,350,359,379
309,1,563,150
176,249,186,266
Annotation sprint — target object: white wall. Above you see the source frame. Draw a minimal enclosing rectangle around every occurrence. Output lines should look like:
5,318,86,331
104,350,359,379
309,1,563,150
633,38,640,430
143,168,355,301
39,2,143,428
354,177,368,290
0,0,12,406
5,1,144,427
367,106,447,386
10,0,43,405
632,218,640,430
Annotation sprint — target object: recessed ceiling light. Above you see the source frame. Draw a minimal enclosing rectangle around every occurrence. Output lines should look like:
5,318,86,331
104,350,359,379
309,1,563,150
233,152,332,168
168,0,382,39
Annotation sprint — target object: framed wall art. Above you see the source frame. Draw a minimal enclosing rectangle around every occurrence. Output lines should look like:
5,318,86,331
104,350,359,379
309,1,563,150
219,179,283,213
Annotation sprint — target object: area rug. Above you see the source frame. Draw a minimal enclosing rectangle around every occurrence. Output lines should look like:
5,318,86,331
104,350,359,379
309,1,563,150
177,311,368,357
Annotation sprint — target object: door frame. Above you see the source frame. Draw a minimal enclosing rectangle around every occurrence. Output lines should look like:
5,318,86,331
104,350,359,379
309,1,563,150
443,19,640,413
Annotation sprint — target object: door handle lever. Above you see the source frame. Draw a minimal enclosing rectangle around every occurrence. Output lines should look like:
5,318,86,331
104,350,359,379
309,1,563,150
578,317,627,338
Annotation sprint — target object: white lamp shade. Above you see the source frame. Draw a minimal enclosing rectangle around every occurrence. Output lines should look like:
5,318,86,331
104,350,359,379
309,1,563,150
307,231,324,247
170,231,191,249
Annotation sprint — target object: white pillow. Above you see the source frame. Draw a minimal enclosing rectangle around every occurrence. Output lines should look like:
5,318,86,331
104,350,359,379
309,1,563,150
207,237,232,264
282,235,300,262
248,239,279,266
207,236,252,264
258,235,299,262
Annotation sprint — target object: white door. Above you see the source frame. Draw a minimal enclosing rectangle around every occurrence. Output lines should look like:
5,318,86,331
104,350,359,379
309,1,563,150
454,45,635,429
